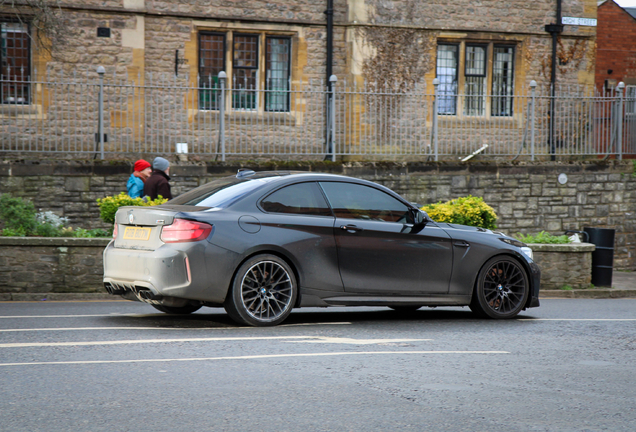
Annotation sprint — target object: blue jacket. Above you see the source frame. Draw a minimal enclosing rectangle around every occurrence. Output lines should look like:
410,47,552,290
127,174,145,198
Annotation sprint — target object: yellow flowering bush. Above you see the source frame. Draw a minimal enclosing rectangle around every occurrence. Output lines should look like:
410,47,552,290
97,193,168,224
421,195,497,230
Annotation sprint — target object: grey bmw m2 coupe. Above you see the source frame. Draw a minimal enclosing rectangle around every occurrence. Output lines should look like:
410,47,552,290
103,170,540,326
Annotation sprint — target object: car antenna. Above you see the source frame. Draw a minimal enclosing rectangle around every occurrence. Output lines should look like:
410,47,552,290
236,168,256,178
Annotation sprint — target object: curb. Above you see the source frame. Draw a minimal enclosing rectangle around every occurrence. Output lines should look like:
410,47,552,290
540,289,636,299
0,293,123,302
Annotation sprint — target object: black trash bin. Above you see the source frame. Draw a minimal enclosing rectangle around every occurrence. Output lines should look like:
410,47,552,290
583,227,615,287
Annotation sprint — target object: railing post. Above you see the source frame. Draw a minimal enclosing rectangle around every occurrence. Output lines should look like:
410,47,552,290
329,75,337,162
432,78,439,161
530,80,537,161
617,81,625,161
97,66,105,160
218,71,226,162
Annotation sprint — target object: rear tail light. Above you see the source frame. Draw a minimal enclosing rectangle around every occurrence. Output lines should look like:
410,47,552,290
113,223,118,239
161,219,212,243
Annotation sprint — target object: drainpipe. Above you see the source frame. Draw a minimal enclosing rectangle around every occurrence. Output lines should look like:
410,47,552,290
325,0,334,160
326,0,334,85
545,0,563,161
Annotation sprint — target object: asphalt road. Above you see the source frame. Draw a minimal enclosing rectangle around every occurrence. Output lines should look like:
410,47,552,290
1,300,635,432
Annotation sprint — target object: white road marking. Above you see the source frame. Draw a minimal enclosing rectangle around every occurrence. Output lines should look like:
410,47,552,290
0,351,510,367
518,319,636,321
0,323,352,333
0,314,137,319
0,336,431,348
287,337,428,345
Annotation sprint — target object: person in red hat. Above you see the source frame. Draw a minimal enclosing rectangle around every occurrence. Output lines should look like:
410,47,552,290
127,159,152,198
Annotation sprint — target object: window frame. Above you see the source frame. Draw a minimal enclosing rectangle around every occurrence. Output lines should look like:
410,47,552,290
1,19,31,105
491,44,516,117
435,43,459,115
232,33,260,111
198,31,226,111
626,85,636,115
265,35,292,113
435,40,517,119
197,29,293,114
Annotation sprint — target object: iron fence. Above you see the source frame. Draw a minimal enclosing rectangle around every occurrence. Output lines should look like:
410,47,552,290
1,69,634,160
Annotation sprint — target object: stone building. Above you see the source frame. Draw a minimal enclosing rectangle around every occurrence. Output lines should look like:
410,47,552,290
0,1,599,157
1,1,598,87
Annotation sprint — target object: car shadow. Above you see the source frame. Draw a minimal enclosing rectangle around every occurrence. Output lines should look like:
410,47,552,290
98,305,538,329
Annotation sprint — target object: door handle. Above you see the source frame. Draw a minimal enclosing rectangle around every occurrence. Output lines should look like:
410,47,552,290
340,224,363,233
454,241,470,247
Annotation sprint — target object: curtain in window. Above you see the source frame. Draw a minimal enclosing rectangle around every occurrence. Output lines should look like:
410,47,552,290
266,37,290,112
492,46,514,117
436,44,458,115
1,22,30,104
233,34,258,110
464,45,486,116
198,33,225,110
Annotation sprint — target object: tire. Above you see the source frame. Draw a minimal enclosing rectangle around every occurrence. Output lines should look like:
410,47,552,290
151,304,202,314
224,254,298,327
469,256,529,319
388,306,422,312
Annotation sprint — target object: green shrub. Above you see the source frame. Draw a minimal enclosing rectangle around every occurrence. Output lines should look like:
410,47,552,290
70,228,111,238
421,195,497,229
0,194,38,234
515,231,572,244
0,194,109,238
96,192,168,224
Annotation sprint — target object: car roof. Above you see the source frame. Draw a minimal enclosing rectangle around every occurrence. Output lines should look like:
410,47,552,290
243,171,370,183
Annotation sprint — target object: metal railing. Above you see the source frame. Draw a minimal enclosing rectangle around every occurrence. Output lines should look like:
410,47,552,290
1,68,634,160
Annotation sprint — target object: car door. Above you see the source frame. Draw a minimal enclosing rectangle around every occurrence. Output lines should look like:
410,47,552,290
319,181,453,294
257,181,343,293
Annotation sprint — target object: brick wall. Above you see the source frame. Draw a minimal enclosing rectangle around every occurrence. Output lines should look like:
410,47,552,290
1,160,634,270
595,0,636,90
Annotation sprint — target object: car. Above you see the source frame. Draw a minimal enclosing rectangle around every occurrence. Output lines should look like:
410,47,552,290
103,170,540,326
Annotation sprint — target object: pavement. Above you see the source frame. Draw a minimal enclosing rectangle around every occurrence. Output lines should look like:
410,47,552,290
2,271,635,302
541,270,636,299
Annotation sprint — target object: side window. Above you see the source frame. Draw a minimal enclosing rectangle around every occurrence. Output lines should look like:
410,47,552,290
260,182,332,217
319,182,410,223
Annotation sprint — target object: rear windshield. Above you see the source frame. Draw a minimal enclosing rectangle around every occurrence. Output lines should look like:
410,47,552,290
169,176,280,208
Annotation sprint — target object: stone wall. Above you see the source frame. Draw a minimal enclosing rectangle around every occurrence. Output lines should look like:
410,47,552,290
0,160,634,270
530,243,595,289
0,238,110,300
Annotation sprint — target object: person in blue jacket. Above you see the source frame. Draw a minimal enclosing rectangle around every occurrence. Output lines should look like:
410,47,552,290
127,159,152,198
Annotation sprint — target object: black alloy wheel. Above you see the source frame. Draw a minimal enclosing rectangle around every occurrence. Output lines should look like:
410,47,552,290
225,254,298,326
470,256,529,319
151,304,202,314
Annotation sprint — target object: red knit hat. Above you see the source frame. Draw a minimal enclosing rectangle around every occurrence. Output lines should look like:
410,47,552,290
133,159,151,172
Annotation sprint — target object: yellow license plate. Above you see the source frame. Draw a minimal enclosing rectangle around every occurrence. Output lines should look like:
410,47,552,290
123,227,151,241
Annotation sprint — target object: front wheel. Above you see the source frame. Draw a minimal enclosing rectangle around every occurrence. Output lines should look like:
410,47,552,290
224,254,298,327
470,256,529,319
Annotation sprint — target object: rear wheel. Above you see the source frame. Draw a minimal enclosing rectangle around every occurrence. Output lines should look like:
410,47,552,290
224,254,298,327
151,304,202,314
470,256,529,319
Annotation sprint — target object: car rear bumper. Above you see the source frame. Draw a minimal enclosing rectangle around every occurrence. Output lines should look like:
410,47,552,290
102,241,237,304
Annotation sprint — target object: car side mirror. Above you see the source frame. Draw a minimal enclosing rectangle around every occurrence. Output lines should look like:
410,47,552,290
409,208,428,226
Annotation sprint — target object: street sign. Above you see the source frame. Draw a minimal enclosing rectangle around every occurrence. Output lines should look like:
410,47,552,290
562,17,597,26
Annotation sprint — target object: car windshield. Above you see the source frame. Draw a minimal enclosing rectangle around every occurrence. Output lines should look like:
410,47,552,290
169,176,281,208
